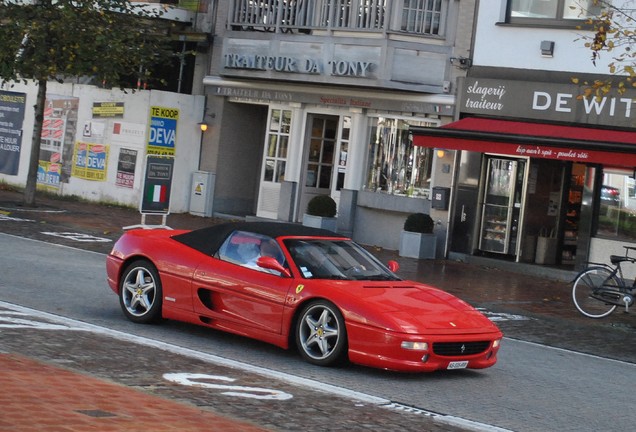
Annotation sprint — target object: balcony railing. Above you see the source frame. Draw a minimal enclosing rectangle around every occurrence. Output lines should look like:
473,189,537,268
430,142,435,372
228,0,445,35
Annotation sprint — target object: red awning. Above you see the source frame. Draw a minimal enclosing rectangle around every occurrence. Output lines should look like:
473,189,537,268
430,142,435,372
411,117,636,168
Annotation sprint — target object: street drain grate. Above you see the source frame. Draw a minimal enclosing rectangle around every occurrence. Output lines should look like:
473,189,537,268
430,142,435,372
75,409,117,418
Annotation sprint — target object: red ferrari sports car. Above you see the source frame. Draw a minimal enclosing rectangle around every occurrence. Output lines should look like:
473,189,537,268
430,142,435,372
106,222,502,372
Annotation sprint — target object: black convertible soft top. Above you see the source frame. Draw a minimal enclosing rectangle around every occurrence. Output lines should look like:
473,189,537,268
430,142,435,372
172,221,347,256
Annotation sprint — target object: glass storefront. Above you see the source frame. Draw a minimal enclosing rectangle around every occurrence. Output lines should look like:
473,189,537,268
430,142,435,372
364,117,437,199
597,169,636,242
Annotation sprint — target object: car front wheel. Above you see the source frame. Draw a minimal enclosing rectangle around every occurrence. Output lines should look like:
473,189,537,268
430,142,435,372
296,300,347,366
119,260,162,324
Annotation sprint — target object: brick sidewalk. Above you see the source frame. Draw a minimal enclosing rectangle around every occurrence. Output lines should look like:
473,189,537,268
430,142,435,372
0,354,268,432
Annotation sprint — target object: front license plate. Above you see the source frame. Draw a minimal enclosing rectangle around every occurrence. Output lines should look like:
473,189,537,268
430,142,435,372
447,361,468,370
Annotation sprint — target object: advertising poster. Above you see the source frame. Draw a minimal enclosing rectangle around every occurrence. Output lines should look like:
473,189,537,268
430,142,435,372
147,106,178,156
37,161,62,189
92,101,124,118
116,148,138,188
111,121,146,147
71,142,109,181
82,120,106,139
0,90,27,175
37,95,79,187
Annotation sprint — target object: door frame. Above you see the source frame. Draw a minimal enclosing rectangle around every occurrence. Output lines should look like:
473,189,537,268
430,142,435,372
296,113,343,221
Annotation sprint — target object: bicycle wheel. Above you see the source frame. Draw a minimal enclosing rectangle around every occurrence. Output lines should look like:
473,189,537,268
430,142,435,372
572,266,619,318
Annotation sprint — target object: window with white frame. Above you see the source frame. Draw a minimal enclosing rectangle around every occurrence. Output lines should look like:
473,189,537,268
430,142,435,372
364,117,436,199
336,116,351,191
263,108,291,184
509,0,603,25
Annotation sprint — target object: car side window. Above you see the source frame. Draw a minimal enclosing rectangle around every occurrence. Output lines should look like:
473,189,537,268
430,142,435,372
217,231,286,275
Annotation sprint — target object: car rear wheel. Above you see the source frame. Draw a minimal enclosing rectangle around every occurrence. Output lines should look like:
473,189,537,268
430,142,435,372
119,260,162,324
296,300,347,366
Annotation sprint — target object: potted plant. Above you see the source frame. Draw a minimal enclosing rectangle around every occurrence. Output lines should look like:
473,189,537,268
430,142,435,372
303,194,337,232
399,213,436,259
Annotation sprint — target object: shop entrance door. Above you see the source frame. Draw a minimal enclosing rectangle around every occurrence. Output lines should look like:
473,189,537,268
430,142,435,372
298,115,339,219
479,157,527,257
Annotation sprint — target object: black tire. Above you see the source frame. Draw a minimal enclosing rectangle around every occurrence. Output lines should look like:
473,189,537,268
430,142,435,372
572,266,619,318
295,300,347,366
119,260,163,324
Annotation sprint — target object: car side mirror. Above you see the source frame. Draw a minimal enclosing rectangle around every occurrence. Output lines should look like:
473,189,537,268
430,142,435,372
257,256,292,277
387,260,399,273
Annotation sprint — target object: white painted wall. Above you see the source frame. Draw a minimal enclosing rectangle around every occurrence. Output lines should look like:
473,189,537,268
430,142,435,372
473,2,626,74
0,81,205,213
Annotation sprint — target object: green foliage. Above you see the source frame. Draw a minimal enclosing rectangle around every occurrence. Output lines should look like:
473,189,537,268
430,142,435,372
0,0,175,88
573,1,636,97
306,195,337,218
403,213,434,234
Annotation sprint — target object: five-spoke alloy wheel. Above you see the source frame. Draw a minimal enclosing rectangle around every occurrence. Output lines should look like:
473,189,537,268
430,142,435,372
119,260,163,324
295,300,347,366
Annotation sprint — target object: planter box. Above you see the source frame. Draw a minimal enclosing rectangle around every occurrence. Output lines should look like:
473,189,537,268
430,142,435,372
302,214,337,232
399,231,436,259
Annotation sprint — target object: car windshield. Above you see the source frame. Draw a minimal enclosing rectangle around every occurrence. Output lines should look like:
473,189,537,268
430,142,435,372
284,239,400,281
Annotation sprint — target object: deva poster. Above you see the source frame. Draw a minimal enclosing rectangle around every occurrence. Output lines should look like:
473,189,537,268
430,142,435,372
71,142,109,181
147,106,178,156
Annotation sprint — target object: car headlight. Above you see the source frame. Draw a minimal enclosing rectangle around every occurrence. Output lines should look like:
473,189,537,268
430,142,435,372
493,339,502,349
401,341,429,351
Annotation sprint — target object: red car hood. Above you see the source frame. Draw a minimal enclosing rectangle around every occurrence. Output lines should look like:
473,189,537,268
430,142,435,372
343,281,498,334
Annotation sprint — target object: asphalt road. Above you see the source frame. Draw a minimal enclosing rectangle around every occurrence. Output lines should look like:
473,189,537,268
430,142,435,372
2,232,636,432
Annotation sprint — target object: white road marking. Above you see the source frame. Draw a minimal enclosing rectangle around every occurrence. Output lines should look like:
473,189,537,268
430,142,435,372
0,213,35,222
163,373,294,400
0,310,84,330
41,232,112,242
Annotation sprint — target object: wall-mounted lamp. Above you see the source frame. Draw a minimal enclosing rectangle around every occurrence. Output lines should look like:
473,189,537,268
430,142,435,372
450,56,472,69
437,149,446,158
197,114,216,132
540,40,555,57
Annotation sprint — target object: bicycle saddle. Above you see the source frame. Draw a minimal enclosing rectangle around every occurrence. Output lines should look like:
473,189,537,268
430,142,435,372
610,255,634,264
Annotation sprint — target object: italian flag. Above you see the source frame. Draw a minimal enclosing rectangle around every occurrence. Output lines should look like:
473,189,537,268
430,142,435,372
147,184,167,203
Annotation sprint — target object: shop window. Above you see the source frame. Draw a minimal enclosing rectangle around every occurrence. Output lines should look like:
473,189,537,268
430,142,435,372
508,0,602,26
596,170,636,241
364,117,436,199
263,108,291,183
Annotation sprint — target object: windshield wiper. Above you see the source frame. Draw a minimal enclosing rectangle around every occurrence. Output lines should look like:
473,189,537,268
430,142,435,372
319,275,350,280
359,275,400,281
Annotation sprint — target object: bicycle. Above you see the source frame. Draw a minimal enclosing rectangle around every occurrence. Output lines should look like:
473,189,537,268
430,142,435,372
572,246,636,318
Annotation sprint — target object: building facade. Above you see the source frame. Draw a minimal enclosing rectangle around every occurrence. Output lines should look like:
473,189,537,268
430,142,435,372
199,0,477,252
412,1,636,275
